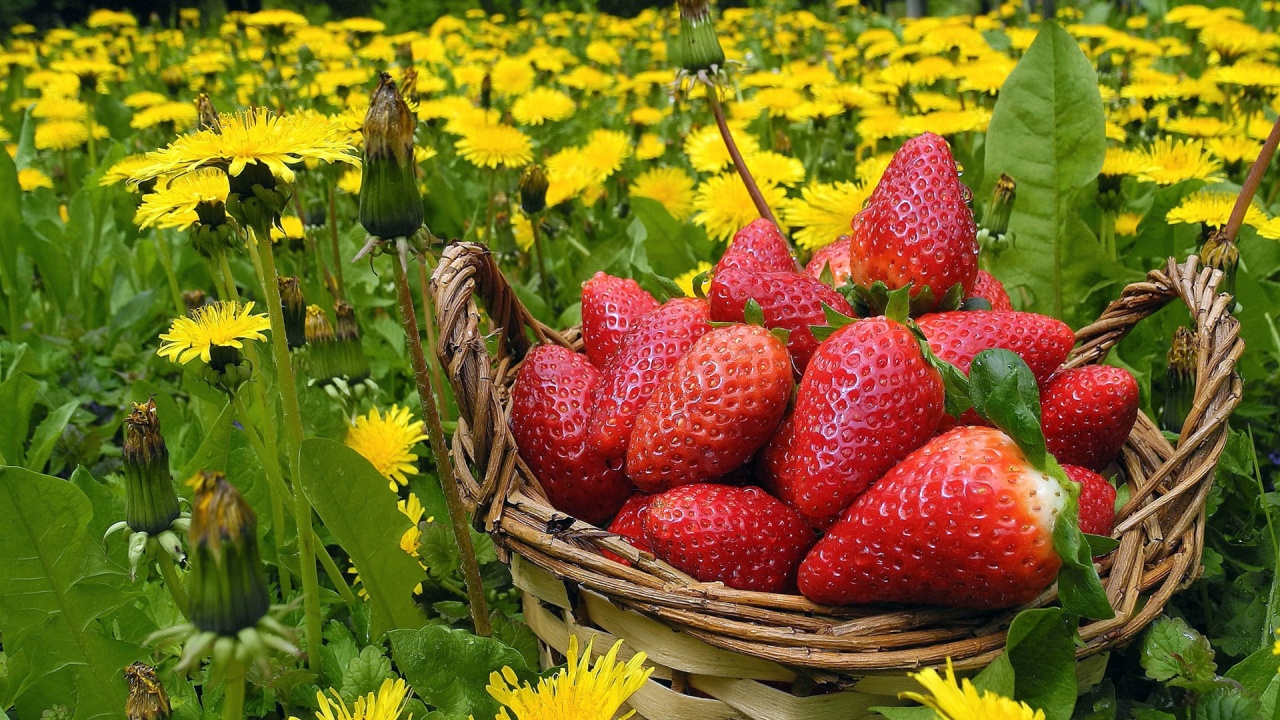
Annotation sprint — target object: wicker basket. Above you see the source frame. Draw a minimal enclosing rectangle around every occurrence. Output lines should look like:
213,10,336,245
431,243,1243,719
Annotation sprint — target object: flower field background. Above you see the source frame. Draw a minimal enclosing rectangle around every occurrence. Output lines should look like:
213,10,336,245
1,2,1279,719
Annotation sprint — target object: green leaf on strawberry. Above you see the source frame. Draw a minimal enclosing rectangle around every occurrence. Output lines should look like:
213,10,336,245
743,297,766,326
808,302,857,342
647,271,688,301
967,348,1115,620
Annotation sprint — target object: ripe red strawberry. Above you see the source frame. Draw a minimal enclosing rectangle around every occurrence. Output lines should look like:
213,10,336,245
643,484,816,593
849,133,978,310
1042,366,1139,471
764,318,944,527
588,298,711,460
798,426,1066,609
626,325,792,493
1064,465,1116,537
509,346,634,525
804,236,853,286
708,267,855,372
581,272,659,368
715,218,797,274
916,311,1074,387
603,493,655,565
967,270,1013,311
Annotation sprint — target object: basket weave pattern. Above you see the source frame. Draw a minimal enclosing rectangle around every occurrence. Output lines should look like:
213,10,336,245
431,243,1242,711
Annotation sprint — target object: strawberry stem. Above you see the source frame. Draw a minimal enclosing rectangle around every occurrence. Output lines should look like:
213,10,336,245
699,75,782,233
1225,112,1280,242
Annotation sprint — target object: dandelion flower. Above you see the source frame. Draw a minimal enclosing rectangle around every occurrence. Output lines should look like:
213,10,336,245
743,150,805,187
131,101,199,131
1162,116,1234,139
1115,212,1143,236
133,168,229,230
630,167,695,220
134,108,358,187
101,154,156,188
900,659,1044,720
1206,135,1260,165
17,168,53,191
35,120,90,151
308,679,411,720
345,405,428,489
31,96,89,121
511,88,575,125
635,133,665,161
486,636,652,720
1166,190,1266,231
157,301,270,366
1138,137,1224,185
692,173,787,243
455,123,533,169
675,262,713,297
490,56,536,97
783,181,870,250
684,123,760,174
628,106,666,126
1100,147,1153,178
582,129,631,179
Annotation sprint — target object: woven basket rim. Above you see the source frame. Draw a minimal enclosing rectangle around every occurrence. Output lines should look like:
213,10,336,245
430,244,1244,672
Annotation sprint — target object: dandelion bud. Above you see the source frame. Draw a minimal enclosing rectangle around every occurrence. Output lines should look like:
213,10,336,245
519,164,548,215
123,399,181,535
480,72,492,111
182,289,208,312
670,0,726,74
278,276,307,350
983,173,1016,237
124,662,171,720
1202,229,1239,298
304,304,340,381
186,471,270,636
359,72,423,240
1161,326,1197,433
334,301,371,381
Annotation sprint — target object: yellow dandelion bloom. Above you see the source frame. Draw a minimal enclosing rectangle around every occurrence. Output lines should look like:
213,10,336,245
635,133,665,161
630,167,695,220
783,181,869,250
135,108,357,185
272,216,306,241
692,173,787,243
675,262,713,297
17,168,53,191
1206,135,1260,165
1100,147,1153,178
1166,190,1266,231
490,56,536,97
857,153,894,187
586,40,622,66
157,301,270,366
345,405,428,489
1137,138,1224,185
512,213,534,251
743,151,805,187
486,636,652,720
545,148,596,207
130,101,199,131
582,129,631,179
124,91,169,109
35,120,89,151
684,123,760,174
338,167,362,195
511,87,575,126
1162,116,1234,139
628,106,666,126
31,96,89,121
455,123,533,169
1257,216,1280,240
133,168,229,230
101,154,155,188
901,659,1044,720
308,679,411,720
243,9,308,29
1115,212,1143,237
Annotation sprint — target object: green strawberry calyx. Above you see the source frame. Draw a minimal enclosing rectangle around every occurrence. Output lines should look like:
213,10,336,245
968,348,1115,621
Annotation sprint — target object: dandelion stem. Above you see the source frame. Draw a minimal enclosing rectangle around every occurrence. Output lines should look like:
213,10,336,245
416,258,449,422
391,239,491,636
221,659,246,720
155,230,186,317
155,547,188,618
529,214,553,309
232,392,293,598
1226,113,1280,243
329,185,345,301
699,75,780,232
247,222,322,671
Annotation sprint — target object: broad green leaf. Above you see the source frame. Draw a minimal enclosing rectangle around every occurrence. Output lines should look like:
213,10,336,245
319,621,362,690
0,373,38,465
339,646,395,703
1141,616,1217,685
631,197,708,279
178,401,235,479
983,21,1106,321
968,349,1045,466
299,438,426,638
0,467,145,720
1005,608,1078,720
1192,686,1263,720
0,145,27,339
24,400,78,472
490,611,541,672
388,626,539,720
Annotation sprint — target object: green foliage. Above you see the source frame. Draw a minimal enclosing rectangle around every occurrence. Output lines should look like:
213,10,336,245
1142,617,1217,688
299,438,427,638
388,626,539,720
0,467,148,720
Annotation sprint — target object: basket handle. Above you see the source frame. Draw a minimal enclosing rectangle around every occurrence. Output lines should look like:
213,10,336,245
431,242,573,521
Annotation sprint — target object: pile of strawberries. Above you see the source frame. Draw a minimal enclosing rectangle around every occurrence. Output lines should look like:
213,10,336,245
510,133,1139,611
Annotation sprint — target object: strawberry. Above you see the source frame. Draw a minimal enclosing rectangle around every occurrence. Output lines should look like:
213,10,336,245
967,270,1013,312
763,317,944,527
798,426,1066,609
1064,465,1116,537
588,297,711,460
626,325,792,493
603,493,655,565
509,346,635,525
916,311,1074,387
715,218,797,274
581,272,659,368
849,133,979,311
708,267,855,372
804,236,853,286
1042,366,1139,471
643,484,815,593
